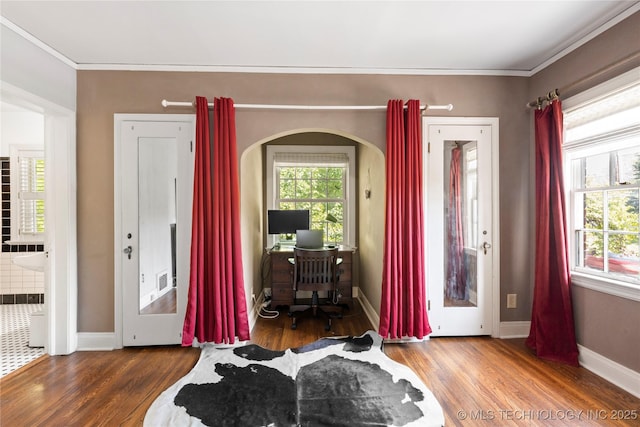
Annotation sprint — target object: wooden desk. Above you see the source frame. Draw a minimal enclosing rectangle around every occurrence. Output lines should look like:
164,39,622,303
268,246,354,308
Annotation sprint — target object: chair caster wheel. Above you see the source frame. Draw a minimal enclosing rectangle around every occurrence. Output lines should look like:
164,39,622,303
291,323,297,330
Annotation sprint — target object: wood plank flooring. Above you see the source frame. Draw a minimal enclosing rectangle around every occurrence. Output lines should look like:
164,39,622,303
1,301,638,426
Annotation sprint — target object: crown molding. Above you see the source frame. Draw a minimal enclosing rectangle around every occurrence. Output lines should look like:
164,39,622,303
1,17,77,69
529,2,640,76
74,63,531,76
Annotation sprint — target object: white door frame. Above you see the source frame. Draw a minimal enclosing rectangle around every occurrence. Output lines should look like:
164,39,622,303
113,114,195,348
1,82,78,355
423,116,500,337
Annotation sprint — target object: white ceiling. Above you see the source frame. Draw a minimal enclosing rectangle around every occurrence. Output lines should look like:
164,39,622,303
1,1,639,76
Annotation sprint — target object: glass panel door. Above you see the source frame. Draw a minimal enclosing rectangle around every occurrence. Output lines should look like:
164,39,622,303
425,122,495,336
120,119,193,346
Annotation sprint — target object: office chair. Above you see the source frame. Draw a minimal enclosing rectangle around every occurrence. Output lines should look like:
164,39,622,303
288,248,343,330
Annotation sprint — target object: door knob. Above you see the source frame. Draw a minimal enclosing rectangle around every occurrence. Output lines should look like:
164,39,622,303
482,242,492,255
123,246,133,259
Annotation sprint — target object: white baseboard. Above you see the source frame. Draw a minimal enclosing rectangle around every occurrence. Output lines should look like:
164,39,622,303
248,289,266,331
356,289,379,330
499,321,531,338
497,322,639,398
578,344,640,398
78,290,267,350
77,332,117,351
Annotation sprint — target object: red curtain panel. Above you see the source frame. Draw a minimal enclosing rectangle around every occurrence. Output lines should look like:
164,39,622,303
526,100,579,366
182,96,250,346
379,99,431,339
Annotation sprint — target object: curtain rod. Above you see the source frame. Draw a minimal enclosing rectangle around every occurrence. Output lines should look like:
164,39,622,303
161,99,454,112
526,51,640,108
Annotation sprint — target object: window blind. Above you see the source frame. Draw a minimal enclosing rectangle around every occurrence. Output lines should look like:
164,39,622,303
564,83,640,143
273,152,349,166
18,153,45,235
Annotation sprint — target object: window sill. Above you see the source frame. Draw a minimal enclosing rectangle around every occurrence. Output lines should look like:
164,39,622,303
571,271,640,302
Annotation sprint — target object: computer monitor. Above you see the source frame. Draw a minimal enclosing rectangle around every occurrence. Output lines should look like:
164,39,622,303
295,230,324,249
267,209,310,235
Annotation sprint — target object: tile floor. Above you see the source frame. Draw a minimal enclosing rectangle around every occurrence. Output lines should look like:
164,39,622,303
1,303,45,377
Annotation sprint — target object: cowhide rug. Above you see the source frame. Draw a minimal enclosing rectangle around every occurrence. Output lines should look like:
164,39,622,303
144,331,444,426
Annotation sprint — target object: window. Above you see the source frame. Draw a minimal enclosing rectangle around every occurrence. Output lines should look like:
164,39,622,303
563,67,640,300
10,147,45,241
266,145,356,247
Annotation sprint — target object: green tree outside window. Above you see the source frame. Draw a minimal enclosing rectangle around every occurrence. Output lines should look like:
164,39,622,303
277,166,345,244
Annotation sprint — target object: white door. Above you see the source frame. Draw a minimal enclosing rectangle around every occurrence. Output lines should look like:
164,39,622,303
425,119,499,336
118,119,194,346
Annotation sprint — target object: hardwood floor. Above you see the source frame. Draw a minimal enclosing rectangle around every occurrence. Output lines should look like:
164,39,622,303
1,301,638,426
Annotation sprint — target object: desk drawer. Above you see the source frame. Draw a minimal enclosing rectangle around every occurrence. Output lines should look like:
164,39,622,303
272,269,292,283
270,253,291,264
271,288,293,306
337,264,351,282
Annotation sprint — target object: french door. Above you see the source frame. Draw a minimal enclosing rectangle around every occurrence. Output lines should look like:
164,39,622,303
116,116,194,346
424,118,499,336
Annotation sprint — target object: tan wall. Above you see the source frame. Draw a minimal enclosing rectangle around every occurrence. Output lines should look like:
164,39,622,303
77,71,530,332
573,287,640,371
528,12,640,371
240,144,263,304
357,144,386,314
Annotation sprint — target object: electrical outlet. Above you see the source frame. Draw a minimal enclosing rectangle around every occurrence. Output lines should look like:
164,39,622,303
507,293,517,309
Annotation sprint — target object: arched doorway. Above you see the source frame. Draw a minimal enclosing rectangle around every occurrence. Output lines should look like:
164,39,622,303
239,129,385,329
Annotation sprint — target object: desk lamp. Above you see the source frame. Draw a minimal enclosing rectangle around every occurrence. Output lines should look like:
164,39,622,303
325,213,338,248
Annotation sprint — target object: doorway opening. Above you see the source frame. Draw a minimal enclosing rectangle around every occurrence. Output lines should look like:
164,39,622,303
240,129,385,330
1,82,77,357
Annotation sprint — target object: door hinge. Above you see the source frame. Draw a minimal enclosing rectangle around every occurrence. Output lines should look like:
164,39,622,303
428,300,431,310
190,140,193,152
428,142,431,153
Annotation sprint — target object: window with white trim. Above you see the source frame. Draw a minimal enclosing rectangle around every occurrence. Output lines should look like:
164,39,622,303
10,147,45,241
563,67,640,298
266,145,356,247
